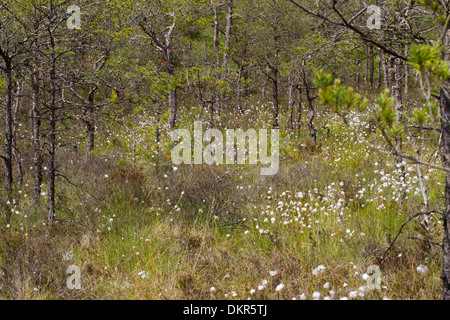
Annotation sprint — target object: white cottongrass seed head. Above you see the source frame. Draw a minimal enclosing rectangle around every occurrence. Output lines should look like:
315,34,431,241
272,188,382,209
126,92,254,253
416,264,428,274
275,283,285,292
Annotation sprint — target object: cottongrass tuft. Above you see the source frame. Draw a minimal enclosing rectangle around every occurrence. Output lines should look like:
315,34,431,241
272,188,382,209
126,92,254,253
416,264,428,274
275,283,285,292
312,265,326,276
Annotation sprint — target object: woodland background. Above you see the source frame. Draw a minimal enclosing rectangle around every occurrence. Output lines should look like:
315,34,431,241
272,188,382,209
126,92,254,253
0,0,449,300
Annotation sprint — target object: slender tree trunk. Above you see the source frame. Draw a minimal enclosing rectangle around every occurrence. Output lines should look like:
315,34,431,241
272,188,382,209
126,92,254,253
211,0,220,119
377,51,382,92
212,1,220,70
403,6,411,98
209,102,215,128
393,58,404,152
85,114,95,157
168,88,178,130
139,18,177,130
48,103,56,223
85,109,95,157
288,77,294,131
167,50,177,130
404,45,409,98
85,86,98,158
240,43,250,99
364,44,369,84
393,56,407,213
382,51,389,89
301,63,316,144
13,78,23,188
31,64,42,205
271,27,280,129
306,90,316,145
222,0,233,78
441,78,450,300
156,98,161,150
355,51,361,90
4,67,13,190
271,69,279,129
243,68,250,97
388,56,394,89
236,83,242,113
441,28,450,301
48,30,57,223
296,84,302,131
164,23,177,131
236,64,243,114
2,63,13,223
262,76,268,99
369,44,374,87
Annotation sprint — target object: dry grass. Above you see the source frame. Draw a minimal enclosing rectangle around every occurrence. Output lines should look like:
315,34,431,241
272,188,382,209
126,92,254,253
0,101,445,300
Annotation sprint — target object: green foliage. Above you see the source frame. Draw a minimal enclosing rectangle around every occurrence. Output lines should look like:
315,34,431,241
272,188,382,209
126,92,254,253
376,89,396,128
409,43,450,82
416,0,446,14
412,107,430,126
314,70,365,116
110,90,118,104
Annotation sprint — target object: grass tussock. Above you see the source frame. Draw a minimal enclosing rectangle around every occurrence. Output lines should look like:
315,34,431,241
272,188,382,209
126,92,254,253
0,101,444,300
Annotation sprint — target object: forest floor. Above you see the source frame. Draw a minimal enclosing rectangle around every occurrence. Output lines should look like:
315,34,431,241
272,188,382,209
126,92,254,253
0,95,444,300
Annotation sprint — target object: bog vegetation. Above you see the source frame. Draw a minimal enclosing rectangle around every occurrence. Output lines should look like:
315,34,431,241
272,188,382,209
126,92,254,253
0,0,450,300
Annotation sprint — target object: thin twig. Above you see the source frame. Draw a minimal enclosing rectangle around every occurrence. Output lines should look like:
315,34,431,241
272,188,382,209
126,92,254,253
380,210,444,265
